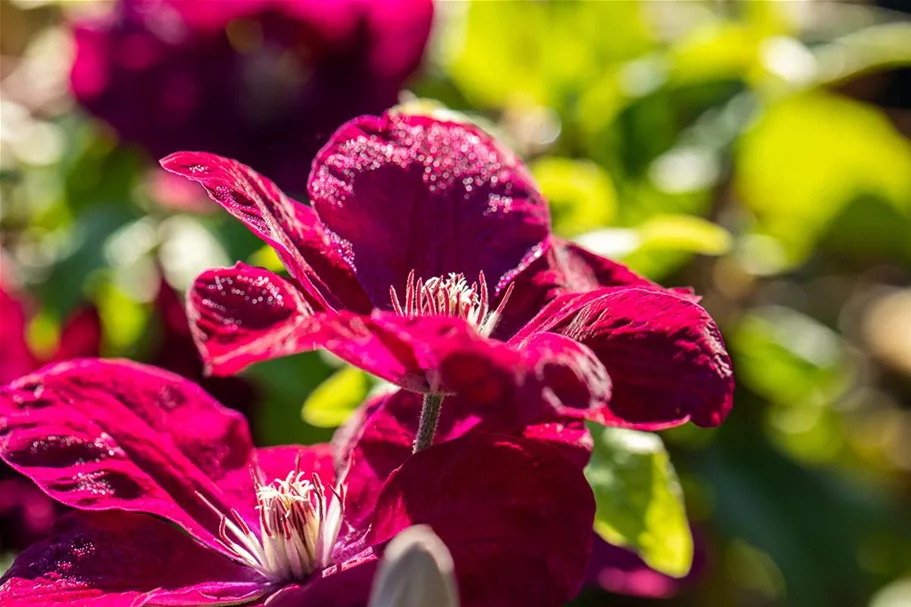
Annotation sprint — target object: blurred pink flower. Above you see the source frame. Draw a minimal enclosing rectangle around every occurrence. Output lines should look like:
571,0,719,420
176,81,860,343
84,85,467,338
70,0,433,194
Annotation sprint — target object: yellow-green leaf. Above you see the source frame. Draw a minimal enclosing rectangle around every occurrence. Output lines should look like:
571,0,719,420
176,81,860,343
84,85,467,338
735,92,911,265
247,245,284,273
584,422,693,577
531,157,616,237
95,281,148,355
637,214,732,255
301,365,371,428
573,214,731,260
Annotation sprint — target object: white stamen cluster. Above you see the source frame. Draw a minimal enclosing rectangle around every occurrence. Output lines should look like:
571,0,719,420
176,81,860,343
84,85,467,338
390,270,514,337
199,471,345,582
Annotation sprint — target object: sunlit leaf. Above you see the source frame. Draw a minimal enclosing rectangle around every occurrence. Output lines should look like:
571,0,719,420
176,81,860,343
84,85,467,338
94,280,149,354
25,309,60,360
531,157,616,236
732,306,852,406
247,245,285,273
637,214,731,254
443,0,651,109
574,214,731,262
584,421,693,577
735,92,911,265
301,365,372,428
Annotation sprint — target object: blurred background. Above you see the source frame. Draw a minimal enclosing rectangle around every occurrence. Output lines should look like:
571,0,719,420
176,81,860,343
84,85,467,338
1,1,910,605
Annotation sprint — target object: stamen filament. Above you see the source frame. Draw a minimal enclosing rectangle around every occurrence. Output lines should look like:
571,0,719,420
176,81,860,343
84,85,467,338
389,270,512,337
195,469,345,582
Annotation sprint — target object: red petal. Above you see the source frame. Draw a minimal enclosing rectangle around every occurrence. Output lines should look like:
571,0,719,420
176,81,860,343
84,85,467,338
161,152,370,312
368,433,595,607
515,287,735,428
309,113,550,307
0,286,38,384
0,511,268,606
495,238,655,340
0,359,254,553
187,263,326,376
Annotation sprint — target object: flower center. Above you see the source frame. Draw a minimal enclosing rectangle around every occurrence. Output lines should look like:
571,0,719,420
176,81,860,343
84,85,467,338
390,270,514,337
199,470,345,582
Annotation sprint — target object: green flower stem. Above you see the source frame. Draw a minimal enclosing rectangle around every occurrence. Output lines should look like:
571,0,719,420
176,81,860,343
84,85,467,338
413,393,445,453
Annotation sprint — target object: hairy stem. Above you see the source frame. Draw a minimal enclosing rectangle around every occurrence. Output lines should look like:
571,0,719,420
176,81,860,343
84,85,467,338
413,393,445,453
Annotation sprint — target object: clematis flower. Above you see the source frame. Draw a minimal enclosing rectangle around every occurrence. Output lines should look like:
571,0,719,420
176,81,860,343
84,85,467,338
0,359,596,607
70,0,434,194
164,111,734,434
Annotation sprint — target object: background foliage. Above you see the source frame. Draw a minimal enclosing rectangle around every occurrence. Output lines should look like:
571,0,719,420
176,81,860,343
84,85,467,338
2,1,911,605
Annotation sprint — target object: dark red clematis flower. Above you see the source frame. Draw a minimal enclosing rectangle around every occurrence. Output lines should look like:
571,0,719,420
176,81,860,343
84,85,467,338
163,112,734,432
70,0,433,194
0,359,595,607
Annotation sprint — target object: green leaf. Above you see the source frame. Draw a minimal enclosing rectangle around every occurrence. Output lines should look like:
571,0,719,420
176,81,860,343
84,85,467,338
735,92,911,265
247,245,285,273
573,214,731,259
584,421,693,577
443,0,652,110
530,157,616,237
94,280,150,355
301,365,372,428
636,214,732,255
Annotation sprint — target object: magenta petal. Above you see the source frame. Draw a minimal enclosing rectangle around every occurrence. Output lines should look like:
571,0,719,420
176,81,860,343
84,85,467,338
265,561,378,607
368,433,595,607
556,240,656,291
516,288,735,428
188,263,327,376
323,313,569,403
0,359,253,551
495,238,655,340
339,388,593,530
320,313,430,393
161,152,370,312
321,313,513,395
308,113,550,307
0,511,268,606
520,331,611,417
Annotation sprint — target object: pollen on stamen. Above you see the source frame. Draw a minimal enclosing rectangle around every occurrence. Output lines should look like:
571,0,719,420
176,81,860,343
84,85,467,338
390,270,513,337
196,468,345,583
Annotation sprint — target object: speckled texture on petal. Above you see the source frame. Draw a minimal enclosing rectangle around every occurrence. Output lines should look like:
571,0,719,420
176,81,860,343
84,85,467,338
0,511,269,606
308,113,550,307
161,152,369,311
187,263,325,376
514,287,735,428
0,359,253,553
